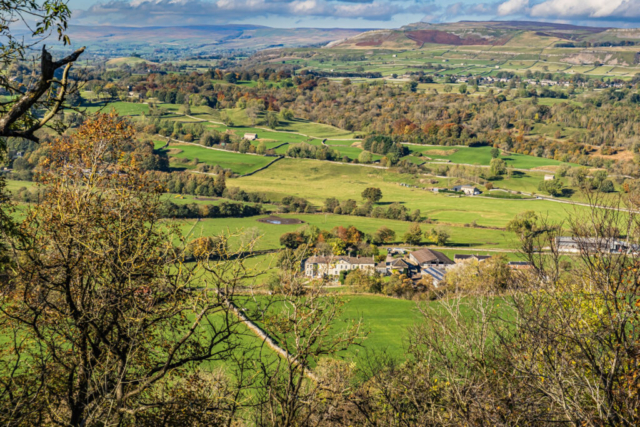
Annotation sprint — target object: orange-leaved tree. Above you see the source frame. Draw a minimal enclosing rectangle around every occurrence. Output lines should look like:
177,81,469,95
0,113,257,426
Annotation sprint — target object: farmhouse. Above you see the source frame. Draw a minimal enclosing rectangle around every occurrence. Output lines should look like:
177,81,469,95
544,174,555,181
303,256,375,279
453,185,481,195
243,133,258,141
409,248,454,269
387,258,411,274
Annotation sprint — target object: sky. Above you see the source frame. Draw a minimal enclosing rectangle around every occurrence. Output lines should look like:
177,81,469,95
66,0,640,29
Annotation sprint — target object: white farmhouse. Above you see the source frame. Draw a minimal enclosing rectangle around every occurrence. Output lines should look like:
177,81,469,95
303,256,375,279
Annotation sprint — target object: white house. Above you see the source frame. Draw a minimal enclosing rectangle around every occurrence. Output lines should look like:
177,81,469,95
544,174,555,181
303,256,375,279
243,133,258,141
459,185,481,195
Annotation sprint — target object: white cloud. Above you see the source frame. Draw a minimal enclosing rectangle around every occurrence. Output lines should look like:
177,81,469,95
492,0,640,20
497,0,528,16
75,0,428,25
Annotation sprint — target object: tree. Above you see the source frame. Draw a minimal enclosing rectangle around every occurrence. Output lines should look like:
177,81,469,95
599,179,615,193
0,114,254,425
214,172,226,196
403,223,422,245
280,232,305,249
373,226,396,245
266,112,279,129
426,226,450,246
361,187,383,203
256,141,267,155
538,178,564,197
0,1,85,142
358,150,372,164
491,147,500,158
489,158,507,176
458,84,468,94
254,283,365,425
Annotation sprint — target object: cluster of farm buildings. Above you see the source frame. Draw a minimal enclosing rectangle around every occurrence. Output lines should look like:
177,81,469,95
303,248,531,286
303,236,637,285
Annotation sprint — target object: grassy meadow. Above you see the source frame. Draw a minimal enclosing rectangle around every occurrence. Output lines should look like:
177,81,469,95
231,158,580,228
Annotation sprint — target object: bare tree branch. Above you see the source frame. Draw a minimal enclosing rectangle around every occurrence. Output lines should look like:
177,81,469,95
0,45,84,142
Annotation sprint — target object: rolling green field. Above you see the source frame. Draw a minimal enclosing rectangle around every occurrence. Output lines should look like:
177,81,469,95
231,159,580,228
407,145,570,169
4,179,36,192
176,213,517,252
155,141,274,175
85,101,575,172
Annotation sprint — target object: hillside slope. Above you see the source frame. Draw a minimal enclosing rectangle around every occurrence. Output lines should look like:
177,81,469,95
330,21,639,50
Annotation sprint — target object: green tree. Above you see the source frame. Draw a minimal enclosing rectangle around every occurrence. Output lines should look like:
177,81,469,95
599,179,615,193
361,187,383,203
426,226,450,247
256,141,267,155
459,84,468,94
358,150,372,164
280,232,305,249
403,223,423,245
538,178,564,197
490,158,507,176
266,112,279,129
373,226,396,245
491,147,500,158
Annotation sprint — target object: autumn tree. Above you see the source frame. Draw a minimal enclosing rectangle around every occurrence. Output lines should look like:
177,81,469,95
0,114,257,425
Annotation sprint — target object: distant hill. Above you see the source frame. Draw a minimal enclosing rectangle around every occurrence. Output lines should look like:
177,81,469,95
329,21,640,49
58,24,370,56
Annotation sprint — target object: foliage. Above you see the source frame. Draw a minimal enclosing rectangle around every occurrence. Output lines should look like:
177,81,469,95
403,222,423,245
538,177,565,196
0,114,256,425
426,226,451,246
361,187,382,203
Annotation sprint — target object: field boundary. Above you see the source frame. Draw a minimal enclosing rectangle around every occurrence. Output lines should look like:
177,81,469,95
240,156,284,177
222,293,319,382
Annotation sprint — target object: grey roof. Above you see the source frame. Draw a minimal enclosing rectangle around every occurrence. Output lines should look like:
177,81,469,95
390,258,411,268
422,267,446,281
410,248,454,265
